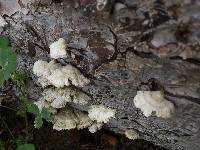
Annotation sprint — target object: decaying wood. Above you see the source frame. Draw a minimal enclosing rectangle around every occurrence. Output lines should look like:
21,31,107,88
1,0,200,149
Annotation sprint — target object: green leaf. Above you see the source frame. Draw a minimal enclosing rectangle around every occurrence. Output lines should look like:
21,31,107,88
0,46,17,83
0,36,17,83
16,144,35,150
41,107,50,121
27,104,40,116
0,36,9,48
34,115,43,129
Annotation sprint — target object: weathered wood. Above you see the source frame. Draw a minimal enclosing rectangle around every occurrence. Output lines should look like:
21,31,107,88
1,0,200,149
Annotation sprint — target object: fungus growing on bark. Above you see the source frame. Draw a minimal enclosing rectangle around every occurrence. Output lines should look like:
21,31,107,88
49,38,68,59
74,110,93,130
51,109,78,131
33,60,90,88
87,105,116,133
88,122,103,133
133,91,175,118
88,105,115,123
33,60,59,77
42,87,91,108
51,108,92,131
125,129,139,140
34,96,93,131
33,39,93,132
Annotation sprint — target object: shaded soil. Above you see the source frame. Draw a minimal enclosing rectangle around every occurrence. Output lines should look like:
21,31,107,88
33,127,165,150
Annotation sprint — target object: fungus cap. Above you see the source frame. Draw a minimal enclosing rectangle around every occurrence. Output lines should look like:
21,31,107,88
88,105,115,123
49,38,68,59
42,87,91,108
33,60,90,88
134,91,175,118
125,129,139,140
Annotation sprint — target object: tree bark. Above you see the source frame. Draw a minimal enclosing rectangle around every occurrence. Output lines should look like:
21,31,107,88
2,0,200,149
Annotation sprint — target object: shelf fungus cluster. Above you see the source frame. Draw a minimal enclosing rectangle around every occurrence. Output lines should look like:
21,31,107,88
33,60,90,88
88,105,116,133
41,87,91,108
88,105,116,123
51,108,93,131
33,38,115,132
133,91,175,118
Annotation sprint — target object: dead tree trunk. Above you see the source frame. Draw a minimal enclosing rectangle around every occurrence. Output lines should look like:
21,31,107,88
1,0,200,149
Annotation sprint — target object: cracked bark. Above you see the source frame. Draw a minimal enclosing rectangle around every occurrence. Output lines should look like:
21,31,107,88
1,0,200,149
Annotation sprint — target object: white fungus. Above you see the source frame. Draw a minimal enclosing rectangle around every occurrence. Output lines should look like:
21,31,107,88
32,39,96,132
34,98,93,131
47,64,90,88
88,105,115,123
33,60,90,88
49,38,68,59
88,122,103,133
87,105,116,133
33,60,59,77
133,91,175,118
74,110,93,130
125,129,139,140
51,108,92,131
52,109,78,131
42,87,91,108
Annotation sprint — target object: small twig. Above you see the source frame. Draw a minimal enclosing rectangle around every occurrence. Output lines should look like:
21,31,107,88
0,105,17,112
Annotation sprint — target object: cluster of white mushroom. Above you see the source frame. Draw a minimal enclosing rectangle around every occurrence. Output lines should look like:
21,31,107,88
133,91,175,118
126,91,175,141
51,108,93,131
88,105,116,133
33,38,115,132
33,60,90,88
